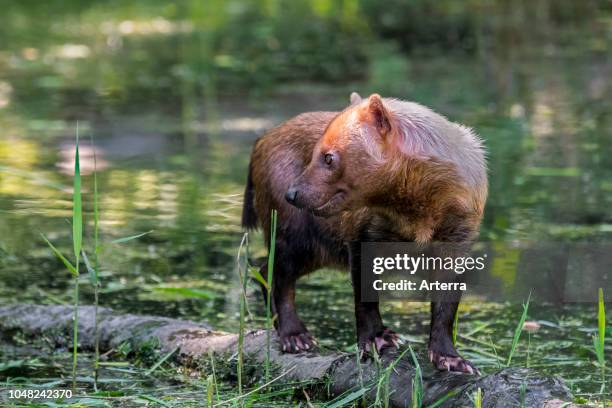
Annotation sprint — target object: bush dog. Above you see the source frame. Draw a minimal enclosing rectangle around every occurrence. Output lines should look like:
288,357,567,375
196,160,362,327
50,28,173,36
242,93,487,374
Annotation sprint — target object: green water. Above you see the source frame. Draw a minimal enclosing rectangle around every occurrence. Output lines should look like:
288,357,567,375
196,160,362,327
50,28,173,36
0,1,610,403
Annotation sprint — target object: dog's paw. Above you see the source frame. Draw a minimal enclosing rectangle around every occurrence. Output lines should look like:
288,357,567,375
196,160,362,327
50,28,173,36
280,331,317,353
428,350,480,375
359,327,401,354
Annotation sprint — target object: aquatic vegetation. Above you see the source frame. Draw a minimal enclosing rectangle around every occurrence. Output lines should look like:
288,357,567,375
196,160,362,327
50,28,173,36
39,127,160,398
70,127,83,393
507,292,531,367
473,387,482,408
592,288,606,395
409,345,423,408
88,132,101,391
236,232,250,394
265,209,278,385
41,123,82,391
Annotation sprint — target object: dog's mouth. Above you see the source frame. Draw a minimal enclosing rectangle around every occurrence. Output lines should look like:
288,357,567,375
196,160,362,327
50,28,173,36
311,191,347,217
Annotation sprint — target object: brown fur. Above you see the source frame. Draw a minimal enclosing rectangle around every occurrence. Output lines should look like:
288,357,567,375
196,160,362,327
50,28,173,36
242,94,487,373
249,111,351,247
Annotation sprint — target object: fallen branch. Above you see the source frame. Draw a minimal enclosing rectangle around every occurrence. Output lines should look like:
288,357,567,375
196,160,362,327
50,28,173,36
0,304,577,407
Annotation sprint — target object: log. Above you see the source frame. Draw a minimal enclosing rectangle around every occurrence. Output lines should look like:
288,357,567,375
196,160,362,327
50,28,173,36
0,304,577,407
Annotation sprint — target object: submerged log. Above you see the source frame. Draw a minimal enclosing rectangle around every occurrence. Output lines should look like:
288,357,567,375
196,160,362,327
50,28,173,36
0,304,577,407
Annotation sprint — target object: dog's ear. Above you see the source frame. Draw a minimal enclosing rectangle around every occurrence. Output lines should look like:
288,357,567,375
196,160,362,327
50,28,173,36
364,94,391,137
350,92,362,106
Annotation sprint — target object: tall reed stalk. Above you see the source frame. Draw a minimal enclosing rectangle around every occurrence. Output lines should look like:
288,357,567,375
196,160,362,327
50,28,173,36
408,345,422,408
42,126,155,393
473,387,482,408
236,232,249,394
265,209,278,384
592,288,606,396
70,124,83,392
90,133,100,391
507,292,531,366
42,124,82,391
208,350,219,405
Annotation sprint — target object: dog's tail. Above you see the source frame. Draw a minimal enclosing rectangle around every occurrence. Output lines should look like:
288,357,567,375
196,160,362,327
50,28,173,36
241,159,258,230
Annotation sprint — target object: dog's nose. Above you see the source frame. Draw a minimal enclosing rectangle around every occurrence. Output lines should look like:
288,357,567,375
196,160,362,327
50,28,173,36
285,188,298,204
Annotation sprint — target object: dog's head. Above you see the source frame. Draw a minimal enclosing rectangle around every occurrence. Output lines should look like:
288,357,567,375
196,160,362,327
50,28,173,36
285,93,397,216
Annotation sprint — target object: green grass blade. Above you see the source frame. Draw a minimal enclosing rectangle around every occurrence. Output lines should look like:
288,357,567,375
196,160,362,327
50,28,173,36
265,209,277,384
473,387,482,408
72,275,79,392
90,132,101,392
598,288,605,361
249,266,269,290
137,394,171,408
214,366,295,406
408,345,423,408
425,389,459,408
41,233,77,276
81,250,97,286
326,387,369,408
208,351,220,403
73,123,82,259
91,134,100,253
237,232,250,394
111,230,154,244
144,347,178,376
71,123,82,393
507,292,531,366
91,133,100,259
206,374,215,406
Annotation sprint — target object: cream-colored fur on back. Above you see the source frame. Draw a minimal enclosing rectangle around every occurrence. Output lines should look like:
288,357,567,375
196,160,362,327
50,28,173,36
352,97,487,191
383,98,486,190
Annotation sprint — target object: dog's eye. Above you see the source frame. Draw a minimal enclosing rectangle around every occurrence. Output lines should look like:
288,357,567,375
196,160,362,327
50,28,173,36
324,153,334,166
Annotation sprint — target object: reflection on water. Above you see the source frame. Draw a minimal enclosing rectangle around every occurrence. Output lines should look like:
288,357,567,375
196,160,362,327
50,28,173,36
0,1,610,395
